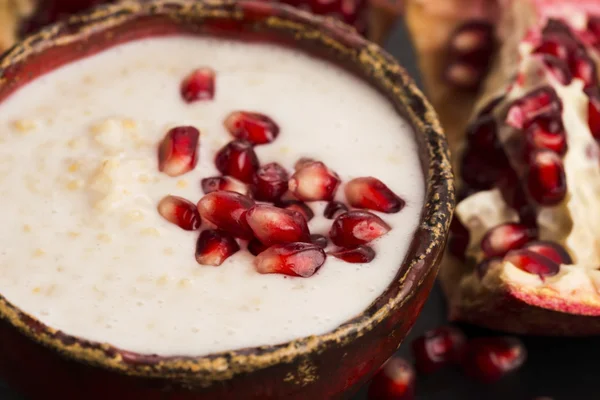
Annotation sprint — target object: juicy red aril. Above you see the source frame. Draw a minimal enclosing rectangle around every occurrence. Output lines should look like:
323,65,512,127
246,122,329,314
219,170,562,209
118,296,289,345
329,210,391,248
195,229,240,266
201,176,247,195
367,357,415,400
526,149,567,206
245,205,310,246
522,240,572,264
329,245,375,263
505,87,562,130
224,111,279,145
282,201,314,222
504,249,560,278
197,191,255,239
525,116,567,155
215,140,260,183
247,238,268,256
157,195,202,231
466,115,498,151
254,242,326,278
476,257,502,279
448,217,470,261
181,68,215,103
587,90,600,140
480,223,536,258
289,161,340,201
571,49,597,88
345,177,405,213
539,55,572,85
324,201,349,219
462,337,527,383
251,162,289,202
411,325,466,374
310,234,328,249
158,126,200,177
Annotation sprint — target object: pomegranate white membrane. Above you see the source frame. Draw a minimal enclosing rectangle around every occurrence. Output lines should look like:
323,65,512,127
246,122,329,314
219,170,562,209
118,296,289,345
0,37,424,356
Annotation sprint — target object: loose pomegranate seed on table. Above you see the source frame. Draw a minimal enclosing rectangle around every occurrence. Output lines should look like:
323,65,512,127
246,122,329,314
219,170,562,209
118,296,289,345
157,195,202,231
288,161,340,201
180,67,215,103
251,162,289,202
254,242,326,278
157,126,200,177
196,191,255,239
345,177,405,213
329,210,391,248
411,325,467,374
201,176,248,195
214,139,260,183
462,337,527,383
195,229,240,266
480,222,537,258
328,245,376,263
367,356,415,400
224,111,280,145
245,205,310,246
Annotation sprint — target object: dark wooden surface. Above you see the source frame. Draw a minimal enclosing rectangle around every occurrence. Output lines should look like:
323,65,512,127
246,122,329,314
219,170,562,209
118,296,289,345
1,18,596,400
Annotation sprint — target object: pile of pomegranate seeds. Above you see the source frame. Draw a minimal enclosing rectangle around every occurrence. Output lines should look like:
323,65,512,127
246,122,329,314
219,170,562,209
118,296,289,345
152,69,406,274
368,325,528,399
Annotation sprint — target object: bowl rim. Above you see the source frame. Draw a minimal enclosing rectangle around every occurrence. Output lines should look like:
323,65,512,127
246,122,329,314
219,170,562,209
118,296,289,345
0,0,454,384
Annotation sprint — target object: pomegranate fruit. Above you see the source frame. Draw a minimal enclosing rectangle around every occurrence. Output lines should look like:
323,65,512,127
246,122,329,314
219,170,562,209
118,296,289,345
195,229,240,266
367,356,415,400
157,126,200,177
411,325,466,374
253,242,326,278
196,191,255,240
407,0,600,334
157,195,202,231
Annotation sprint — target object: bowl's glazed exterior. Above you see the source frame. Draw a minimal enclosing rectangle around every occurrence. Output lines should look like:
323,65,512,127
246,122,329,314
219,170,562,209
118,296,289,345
0,1,454,399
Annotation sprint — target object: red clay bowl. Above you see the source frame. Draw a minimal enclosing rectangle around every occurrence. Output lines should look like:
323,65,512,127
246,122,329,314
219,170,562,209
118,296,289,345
0,1,454,399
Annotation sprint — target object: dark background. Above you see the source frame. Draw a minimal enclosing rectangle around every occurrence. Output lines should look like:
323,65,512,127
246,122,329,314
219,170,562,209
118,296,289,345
1,17,598,400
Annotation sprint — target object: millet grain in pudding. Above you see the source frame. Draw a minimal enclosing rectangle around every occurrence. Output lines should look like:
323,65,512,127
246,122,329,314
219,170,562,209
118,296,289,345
0,37,424,356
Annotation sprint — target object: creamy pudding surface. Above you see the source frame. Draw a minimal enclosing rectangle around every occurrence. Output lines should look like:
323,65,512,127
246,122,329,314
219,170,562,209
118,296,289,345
0,36,424,356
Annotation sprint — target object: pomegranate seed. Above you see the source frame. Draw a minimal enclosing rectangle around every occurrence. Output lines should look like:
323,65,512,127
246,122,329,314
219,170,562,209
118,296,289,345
367,356,415,400
526,149,567,206
245,205,310,246
215,140,260,183
448,217,470,261
522,240,572,264
589,16,600,47
281,201,314,222
329,210,391,248
224,111,279,145
251,163,289,202
254,242,326,277
329,245,375,263
505,87,562,130
157,195,202,231
525,116,567,155
476,257,502,279
288,161,340,201
587,89,600,140
247,238,268,256
180,68,215,103
157,126,200,177
462,337,527,383
294,157,315,170
504,249,560,278
195,229,240,266
480,223,536,258
345,177,405,214
571,49,597,88
310,234,328,249
323,201,348,219
201,176,247,195
197,191,255,239
466,115,498,151
411,325,466,374
539,54,572,85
